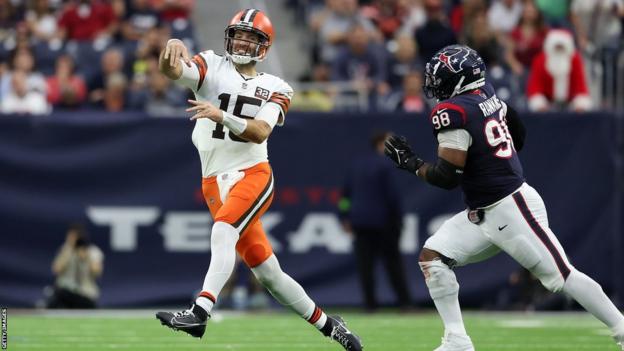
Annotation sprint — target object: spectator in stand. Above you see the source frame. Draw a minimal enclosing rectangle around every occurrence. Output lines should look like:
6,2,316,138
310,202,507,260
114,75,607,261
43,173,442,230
99,71,128,111
396,0,427,36
570,0,624,107
315,0,381,63
449,0,487,36
121,0,162,42
0,70,50,115
129,69,186,115
534,0,569,27
0,48,47,100
527,30,592,112
132,25,168,82
464,12,502,67
570,0,624,54
361,0,409,40
150,0,194,23
415,0,457,61
46,54,87,109
381,70,427,112
487,0,523,35
88,47,125,104
57,0,118,42
25,0,58,44
386,35,422,91
331,23,389,110
0,0,24,43
291,63,336,112
503,0,548,77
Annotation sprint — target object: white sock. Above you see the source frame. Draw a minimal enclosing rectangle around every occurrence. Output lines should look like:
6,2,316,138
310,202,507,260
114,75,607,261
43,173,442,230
563,269,624,331
420,260,467,336
196,221,239,313
251,255,328,330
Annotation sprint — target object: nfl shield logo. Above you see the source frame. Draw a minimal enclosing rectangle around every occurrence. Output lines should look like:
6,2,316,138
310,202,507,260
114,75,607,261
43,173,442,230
242,82,248,89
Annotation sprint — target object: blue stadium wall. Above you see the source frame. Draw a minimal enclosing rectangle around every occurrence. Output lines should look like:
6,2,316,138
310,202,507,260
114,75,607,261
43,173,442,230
0,112,622,308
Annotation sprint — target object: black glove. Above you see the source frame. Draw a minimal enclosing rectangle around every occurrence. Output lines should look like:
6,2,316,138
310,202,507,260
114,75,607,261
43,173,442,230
384,134,424,173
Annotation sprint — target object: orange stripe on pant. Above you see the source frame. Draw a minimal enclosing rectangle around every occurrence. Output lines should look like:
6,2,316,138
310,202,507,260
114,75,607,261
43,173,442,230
202,162,274,268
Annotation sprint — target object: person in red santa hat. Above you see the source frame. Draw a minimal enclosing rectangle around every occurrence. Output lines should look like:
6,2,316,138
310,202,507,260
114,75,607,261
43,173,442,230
526,29,592,112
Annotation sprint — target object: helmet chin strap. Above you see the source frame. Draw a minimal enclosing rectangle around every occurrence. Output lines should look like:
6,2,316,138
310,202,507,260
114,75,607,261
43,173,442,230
449,76,466,99
450,77,486,98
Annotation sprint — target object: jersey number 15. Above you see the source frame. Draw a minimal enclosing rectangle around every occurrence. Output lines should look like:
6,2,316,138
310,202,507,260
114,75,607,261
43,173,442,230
212,93,262,143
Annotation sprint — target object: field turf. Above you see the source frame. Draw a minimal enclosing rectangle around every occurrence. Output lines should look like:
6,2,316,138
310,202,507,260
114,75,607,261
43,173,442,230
5,310,618,350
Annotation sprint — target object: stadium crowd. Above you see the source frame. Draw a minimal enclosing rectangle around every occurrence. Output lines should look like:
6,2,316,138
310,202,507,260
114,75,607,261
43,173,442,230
0,0,623,115
0,0,195,115
293,0,624,112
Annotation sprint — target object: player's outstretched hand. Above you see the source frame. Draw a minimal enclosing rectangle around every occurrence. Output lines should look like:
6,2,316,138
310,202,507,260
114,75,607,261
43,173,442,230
163,38,190,68
187,99,224,122
384,134,414,168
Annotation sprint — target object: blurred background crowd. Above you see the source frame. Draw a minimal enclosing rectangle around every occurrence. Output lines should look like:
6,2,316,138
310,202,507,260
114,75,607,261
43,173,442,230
0,0,623,115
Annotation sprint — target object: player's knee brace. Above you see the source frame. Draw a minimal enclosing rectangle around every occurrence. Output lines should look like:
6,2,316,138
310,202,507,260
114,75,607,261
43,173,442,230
419,259,459,299
250,254,283,289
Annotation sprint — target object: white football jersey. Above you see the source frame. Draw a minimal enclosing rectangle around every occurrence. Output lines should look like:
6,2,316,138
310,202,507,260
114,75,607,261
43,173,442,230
175,50,293,177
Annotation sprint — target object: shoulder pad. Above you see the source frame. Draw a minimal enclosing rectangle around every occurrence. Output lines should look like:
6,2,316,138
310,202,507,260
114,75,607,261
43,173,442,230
429,102,467,134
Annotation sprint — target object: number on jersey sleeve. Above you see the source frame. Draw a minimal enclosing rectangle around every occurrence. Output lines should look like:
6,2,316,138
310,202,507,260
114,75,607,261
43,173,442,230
430,103,467,134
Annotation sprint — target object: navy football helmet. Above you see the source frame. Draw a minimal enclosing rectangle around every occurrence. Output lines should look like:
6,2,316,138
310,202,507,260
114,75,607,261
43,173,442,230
424,45,486,101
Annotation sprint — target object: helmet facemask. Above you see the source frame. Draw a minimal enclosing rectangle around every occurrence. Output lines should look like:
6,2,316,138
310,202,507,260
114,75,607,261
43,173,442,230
424,62,457,101
224,26,270,65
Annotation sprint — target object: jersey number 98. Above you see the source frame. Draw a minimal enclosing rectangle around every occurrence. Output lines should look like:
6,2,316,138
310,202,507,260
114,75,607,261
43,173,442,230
484,109,514,158
432,111,451,130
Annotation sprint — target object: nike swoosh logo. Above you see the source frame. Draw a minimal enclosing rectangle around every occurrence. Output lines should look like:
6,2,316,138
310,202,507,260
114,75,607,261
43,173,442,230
498,225,508,231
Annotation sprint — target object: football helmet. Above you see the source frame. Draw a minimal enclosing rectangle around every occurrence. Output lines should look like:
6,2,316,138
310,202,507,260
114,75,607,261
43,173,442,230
224,9,274,65
424,45,486,101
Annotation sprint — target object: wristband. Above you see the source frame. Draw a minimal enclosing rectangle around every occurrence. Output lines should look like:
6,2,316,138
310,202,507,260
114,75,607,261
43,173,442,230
221,112,248,135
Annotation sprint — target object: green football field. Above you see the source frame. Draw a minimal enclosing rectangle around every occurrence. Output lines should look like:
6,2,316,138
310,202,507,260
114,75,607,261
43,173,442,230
4,310,619,350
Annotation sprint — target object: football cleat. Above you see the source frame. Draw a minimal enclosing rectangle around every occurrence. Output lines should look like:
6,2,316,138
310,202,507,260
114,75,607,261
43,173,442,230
329,315,363,351
433,332,474,351
156,304,208,338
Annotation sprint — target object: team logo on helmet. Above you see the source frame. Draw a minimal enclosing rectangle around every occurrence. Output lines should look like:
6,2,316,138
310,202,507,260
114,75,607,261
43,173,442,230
437,47,471,73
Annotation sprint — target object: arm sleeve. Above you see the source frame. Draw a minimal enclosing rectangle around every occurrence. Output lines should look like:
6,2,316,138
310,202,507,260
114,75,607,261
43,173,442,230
255,102,281,129
267,79,293,126
174,51,210,92
437,129,472,151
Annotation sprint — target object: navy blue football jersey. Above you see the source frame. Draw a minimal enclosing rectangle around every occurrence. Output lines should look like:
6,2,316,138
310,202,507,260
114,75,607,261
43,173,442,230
429,83,524,208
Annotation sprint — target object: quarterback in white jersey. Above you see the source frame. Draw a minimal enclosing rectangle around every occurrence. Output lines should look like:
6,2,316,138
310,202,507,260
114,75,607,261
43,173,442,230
178,48,293,177
154,8,363,351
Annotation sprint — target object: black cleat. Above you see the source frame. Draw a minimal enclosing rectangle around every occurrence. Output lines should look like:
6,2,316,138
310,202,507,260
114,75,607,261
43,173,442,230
329,315,363,350
156,305,208,338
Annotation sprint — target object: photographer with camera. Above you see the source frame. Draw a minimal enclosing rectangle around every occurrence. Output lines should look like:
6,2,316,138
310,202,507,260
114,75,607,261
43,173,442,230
47,223,104,309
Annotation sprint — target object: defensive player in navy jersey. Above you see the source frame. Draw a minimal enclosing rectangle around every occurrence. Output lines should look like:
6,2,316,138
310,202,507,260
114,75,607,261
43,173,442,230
384,45,624,351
